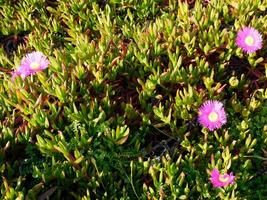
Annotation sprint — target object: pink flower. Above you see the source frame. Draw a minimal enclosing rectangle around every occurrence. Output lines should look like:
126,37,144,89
198,100,227,131
12,51,50,79
236,27,262,53
12,66,30,80
210,169,235,188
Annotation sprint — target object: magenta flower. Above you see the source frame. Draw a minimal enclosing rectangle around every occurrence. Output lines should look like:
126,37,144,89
12,66,31,80
210,169,235,188
236,27,262,53
12,51,50,79
198,100,227,131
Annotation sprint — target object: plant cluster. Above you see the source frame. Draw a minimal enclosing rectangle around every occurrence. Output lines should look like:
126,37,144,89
0,0,267,199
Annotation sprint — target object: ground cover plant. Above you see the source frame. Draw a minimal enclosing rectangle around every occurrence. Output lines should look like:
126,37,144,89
0,0,267,199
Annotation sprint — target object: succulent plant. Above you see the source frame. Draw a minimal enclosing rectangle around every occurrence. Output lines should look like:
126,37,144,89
0,0,266,199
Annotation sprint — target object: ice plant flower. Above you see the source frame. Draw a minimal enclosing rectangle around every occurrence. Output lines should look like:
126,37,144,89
236,27,262,53
210,169,235,188
12,51,50,79
12,66,30,80
198,100,227,131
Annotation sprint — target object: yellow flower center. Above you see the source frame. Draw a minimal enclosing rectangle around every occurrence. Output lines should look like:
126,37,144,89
245,36,254,46
219,174,230,183
30,62,40,70
208,111,218,122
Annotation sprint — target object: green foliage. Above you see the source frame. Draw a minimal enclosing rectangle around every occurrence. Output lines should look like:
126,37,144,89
0,0,267,199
